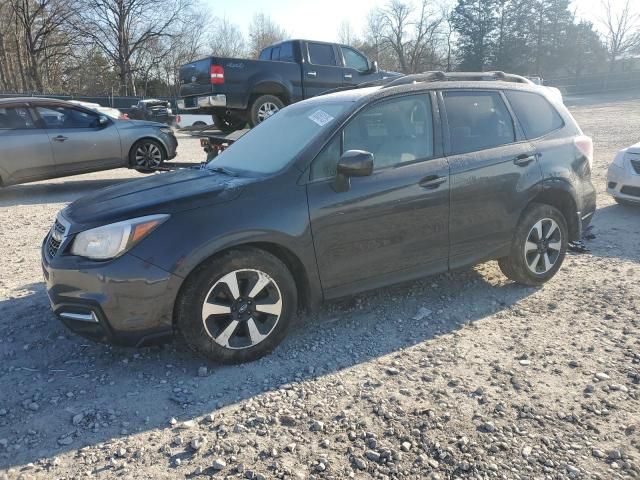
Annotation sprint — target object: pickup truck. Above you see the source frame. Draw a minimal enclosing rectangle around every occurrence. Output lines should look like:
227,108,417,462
178,39,398,132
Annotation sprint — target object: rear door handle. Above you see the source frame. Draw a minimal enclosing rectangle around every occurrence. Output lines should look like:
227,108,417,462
307,71,317,77
419,175,448,189
514,154,537,166
53,135,68,142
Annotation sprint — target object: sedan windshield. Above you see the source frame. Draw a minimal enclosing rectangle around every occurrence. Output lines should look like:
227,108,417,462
208,101,350,175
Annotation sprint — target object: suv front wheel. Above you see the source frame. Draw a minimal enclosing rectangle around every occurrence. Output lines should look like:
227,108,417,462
499,203,568,286
176,248,297,364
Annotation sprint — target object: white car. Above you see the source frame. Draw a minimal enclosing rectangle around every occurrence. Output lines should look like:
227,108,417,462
69,100,127,120
175,113,212,128
607,142,640,205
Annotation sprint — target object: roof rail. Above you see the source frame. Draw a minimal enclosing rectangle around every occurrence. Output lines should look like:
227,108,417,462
381,70,531,89
318,78,392,96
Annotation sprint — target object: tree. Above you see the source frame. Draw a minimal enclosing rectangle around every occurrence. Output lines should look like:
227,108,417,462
600,0,640,71
337,20,357,46
209,17,246,57
247,13,287,59
451,0,499,71
74,0,194,95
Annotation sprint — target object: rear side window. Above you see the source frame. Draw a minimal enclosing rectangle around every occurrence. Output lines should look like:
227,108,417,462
443,91,515,155
0,107,35,129
259,48,271,60
308,43,336,66
279,42,295,62
270,46,281,60
506,90,564,139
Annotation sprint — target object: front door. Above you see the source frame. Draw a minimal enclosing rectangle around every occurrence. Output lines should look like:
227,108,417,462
34,105,122,175
441,90,542,269
0,104,55,184
307,93,450,298
339,46,381,87
301,42,344,98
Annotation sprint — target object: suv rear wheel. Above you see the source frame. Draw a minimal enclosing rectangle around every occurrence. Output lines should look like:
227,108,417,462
176,248,297,364
499,203,568,286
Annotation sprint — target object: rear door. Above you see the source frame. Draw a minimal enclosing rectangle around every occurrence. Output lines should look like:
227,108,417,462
0,104,54,184
34,104,122,175
441,89,542,269
339,46,380,87
307,92,450,298
301,42,344,98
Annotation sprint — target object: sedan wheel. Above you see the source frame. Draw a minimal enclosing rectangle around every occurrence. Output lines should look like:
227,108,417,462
134,141,163,169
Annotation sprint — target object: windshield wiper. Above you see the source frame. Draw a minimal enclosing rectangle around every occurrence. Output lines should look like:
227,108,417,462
208,166,239,177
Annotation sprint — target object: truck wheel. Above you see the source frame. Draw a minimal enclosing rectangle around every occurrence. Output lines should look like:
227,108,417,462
250,95,285,127
212,113,247,133
176,247,297,364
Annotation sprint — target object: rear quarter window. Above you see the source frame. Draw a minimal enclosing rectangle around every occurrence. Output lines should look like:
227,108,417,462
506,90,564,139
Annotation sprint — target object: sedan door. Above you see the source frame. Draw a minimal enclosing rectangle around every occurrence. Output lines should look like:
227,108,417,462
441,90,542,269
307,93,450,299
35,105,123,175
0,104,55,185
301,42,344,98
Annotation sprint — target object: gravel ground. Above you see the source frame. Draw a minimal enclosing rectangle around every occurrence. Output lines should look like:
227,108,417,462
0,94,639,480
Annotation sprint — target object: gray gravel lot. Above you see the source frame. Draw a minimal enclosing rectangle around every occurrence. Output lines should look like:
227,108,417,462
0,95,639,480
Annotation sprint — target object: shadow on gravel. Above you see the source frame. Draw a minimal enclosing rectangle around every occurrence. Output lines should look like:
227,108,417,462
0,265,537,470
0,177,132,207
581,203,640,263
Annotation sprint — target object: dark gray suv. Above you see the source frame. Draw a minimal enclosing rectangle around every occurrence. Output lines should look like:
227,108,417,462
42,73,596,363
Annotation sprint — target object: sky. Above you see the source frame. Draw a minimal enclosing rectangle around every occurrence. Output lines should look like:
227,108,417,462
201,0,611,44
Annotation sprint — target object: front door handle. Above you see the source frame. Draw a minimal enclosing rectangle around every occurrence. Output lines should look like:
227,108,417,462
307,71,317,77
514,154,537,166
53,135,68,142
344,73,353,79
419,175,447,189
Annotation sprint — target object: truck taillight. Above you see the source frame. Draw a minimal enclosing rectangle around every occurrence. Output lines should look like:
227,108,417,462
575,135,593,170
210,65,224,85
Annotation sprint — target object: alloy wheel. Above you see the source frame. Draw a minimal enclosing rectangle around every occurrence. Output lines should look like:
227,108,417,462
135,142,163,168
524,218,562,274
256,102,280,123
201,269,283,350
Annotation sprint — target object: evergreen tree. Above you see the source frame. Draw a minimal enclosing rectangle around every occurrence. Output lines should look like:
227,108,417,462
451,0,499,71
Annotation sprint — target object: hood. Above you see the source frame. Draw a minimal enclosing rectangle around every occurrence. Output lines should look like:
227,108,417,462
626,141,640,155
63,168,251,232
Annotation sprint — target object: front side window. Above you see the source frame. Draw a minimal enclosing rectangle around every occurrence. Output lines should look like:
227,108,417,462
443,91,515,155
308,43,336,66
310,94,434,180
0,107,35,129
36,106,99,129
342,47,369,71
506,90,564,139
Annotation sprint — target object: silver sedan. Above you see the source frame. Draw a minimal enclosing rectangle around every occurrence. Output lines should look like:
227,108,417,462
607,141,640,205
0,97,177,187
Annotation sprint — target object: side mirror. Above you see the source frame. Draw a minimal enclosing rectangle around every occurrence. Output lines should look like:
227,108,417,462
98,115,109,127
369,60,379,74
333,150,373,192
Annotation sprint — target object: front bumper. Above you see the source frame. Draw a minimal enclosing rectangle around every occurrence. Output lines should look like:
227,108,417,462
607,162,640,203
42,237,180,347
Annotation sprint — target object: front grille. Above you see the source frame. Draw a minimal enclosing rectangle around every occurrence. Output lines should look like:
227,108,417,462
47,219,66,257
630,158,640,174
620,185,640,198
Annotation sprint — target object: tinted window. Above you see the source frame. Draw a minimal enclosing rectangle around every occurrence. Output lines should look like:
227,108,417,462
259,48,271,61
37,106,99,128
0,107,35,129
443,91,515,155
310,94,434,179
308,43,336,66
271,46,280,60
506,90,564,139
342,47,369,71
279,42,295,62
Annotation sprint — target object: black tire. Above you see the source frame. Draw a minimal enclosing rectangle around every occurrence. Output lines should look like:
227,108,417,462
211,113,247,133
249,95,285,127
176,247,297,364
129,139,166,173
193,121,207,127
498,203,568,286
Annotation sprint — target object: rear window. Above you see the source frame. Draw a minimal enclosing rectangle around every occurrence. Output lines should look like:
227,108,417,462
308,43,336,66
506,90,564,139
443,91,515,155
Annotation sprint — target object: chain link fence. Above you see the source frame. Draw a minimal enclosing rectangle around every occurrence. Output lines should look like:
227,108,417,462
545,71,640,96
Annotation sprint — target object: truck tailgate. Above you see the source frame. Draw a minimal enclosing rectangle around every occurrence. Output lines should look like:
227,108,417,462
180,58,214,100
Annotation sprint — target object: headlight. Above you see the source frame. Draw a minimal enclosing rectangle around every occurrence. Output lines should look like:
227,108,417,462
160,127,173,135
71,214,169,260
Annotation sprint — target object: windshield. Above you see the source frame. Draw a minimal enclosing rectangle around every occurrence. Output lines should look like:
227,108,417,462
208,101,351,175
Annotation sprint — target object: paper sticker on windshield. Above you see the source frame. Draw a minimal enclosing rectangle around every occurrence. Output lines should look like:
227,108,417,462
308,109,334,126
